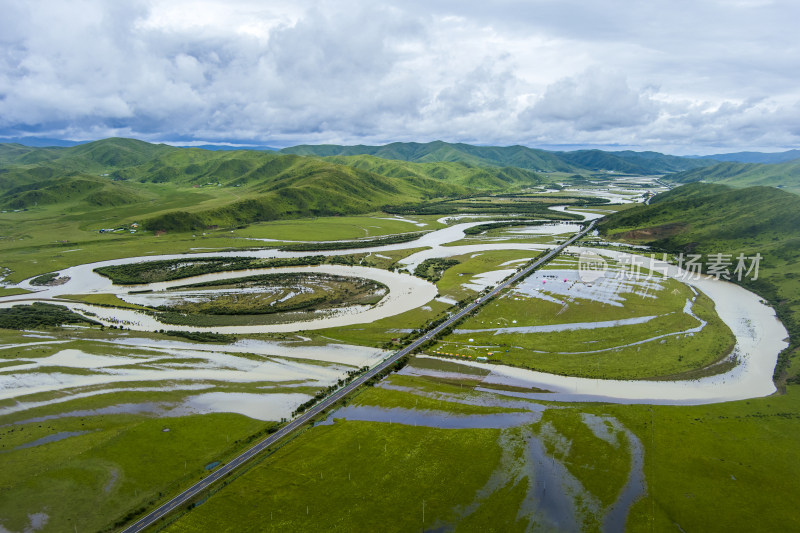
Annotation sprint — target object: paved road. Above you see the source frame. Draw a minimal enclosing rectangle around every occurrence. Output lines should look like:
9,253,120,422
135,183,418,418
120,219,596,533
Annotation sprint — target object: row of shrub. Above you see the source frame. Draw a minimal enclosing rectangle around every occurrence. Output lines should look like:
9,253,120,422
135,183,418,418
292,366,371,417
94,255,328,284
0,303,100,329
278,232,426,252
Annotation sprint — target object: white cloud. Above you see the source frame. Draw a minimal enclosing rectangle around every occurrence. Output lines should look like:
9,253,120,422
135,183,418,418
0,0,798,152
525,69,658,131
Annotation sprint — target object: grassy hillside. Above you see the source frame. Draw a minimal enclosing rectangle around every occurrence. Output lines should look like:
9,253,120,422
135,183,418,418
600,182,800,383
322,154,544,189
4,139,558,232
282,140,577,172
559,149,712,174
693,149,800,164
281,141,715,174
0,138,178,173
139,156,469,232
667,160,800,193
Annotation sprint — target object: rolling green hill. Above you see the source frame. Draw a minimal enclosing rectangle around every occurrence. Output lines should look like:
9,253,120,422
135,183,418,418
600,182,800,383
281,141,715,174
692,149,800,164
282,140,577,172
0,138,179,174
559,149,712,174
0,138,547,232
1,174,147,210
322,154,544,189
667,160,800,192
140,155,470,232
0,137,719,236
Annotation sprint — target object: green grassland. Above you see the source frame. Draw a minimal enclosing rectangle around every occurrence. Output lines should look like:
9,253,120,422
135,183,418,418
432,260,736,379
2,138,574,240
0,138,558,283
0,287,31,297
150,273,386,316
434,249,540,301
0,409,270,533
606,388,800,532
149,293,387,328
154,360,635,532
314,298,452,348
538,408,631,509
4,139,798,532
352,377,525,415
600,182,800,383
59,293,150,310
155,356,800,533
163,420,504,533
225,214,441,242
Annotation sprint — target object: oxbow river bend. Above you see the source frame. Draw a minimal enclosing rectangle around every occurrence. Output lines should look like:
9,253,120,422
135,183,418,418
0,200,787,407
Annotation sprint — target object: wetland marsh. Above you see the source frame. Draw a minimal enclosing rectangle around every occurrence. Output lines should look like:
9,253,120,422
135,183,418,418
0,175,792,532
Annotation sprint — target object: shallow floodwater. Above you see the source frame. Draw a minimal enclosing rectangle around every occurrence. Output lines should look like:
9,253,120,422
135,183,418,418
319,405,542,428
0,342,347,407
7,402,175,426
456,315,658,335
4,265,437,334
177,392,311,421
0,178,787,406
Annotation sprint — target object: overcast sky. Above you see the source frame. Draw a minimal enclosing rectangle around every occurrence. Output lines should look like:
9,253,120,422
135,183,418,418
1,0,799,154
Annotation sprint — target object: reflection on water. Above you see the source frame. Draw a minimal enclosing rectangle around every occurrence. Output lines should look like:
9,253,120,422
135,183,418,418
324,395,646,532
8,430,90,452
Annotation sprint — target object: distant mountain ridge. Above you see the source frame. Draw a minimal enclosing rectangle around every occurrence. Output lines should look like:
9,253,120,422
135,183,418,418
667,160,800,193
0,138,539,231
689,149,800,164
280,140,715,174
3,137,797,232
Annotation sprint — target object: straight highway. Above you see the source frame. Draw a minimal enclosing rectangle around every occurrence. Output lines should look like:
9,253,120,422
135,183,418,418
120,218,596,532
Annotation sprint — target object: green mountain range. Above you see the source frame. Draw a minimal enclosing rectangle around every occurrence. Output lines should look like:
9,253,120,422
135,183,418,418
1,138,547,231
666,160,800,193
281,141,714,174
3,137,795,236
691,149,800,164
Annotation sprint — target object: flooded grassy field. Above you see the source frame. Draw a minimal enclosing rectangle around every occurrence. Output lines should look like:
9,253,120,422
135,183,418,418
0,177,793,532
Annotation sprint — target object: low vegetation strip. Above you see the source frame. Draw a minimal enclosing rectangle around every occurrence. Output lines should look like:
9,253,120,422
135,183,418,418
29,272,59,286
384,195,609,217
277,231,426,252
462,220,549,235
94,256,328,285
149,273,388,317
163,331,237,343
0,302,100,329
413,258,459,282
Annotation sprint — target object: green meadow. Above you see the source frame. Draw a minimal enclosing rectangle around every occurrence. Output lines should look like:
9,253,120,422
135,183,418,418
155,358,800,533
432,256,736,379
2,138,796,532
0,408,270,533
